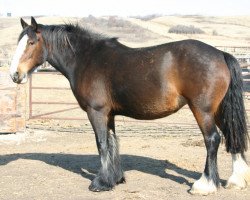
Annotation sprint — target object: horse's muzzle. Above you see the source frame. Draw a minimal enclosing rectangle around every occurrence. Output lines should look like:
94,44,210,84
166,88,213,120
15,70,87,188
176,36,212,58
11,71,19,83
10,72,28,84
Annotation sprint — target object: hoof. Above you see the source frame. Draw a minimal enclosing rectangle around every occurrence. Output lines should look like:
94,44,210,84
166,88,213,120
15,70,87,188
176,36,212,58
226,154,250,190
190,174,218,195
225,177,246,190
89,177,113,192
117,177,126,184
225,168,250,190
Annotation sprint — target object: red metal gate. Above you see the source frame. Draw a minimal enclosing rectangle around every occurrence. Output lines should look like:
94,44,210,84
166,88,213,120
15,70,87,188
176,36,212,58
28,71,87,120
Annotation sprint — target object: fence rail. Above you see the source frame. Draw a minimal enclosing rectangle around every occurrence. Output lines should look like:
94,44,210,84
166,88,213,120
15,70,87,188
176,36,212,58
28,70,250,127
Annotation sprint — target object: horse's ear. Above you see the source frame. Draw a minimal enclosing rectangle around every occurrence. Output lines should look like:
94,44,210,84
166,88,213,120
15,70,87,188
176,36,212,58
31,16,38,31
20,18,28,29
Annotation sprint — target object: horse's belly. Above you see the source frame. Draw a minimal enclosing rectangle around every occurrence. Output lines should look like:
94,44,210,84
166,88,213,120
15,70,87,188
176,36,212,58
117,95,187,120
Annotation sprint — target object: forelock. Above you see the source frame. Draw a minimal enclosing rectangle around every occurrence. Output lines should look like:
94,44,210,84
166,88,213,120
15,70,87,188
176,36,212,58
18,26,37,42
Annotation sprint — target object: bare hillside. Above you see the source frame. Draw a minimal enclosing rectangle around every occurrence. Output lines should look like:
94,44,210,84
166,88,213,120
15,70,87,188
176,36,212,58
0,15,250,67
127,15,250,47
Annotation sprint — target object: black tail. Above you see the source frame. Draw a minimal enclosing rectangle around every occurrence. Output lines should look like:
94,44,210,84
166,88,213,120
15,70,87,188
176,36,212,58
219,52,249,154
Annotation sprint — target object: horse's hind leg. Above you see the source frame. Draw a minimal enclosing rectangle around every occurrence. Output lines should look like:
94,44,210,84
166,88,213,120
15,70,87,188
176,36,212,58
215,115,250,189
189,105,221,195
87,108,124,192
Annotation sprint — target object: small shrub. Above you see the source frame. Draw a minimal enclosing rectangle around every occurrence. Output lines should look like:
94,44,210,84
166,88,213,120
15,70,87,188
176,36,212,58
168,25,205,34
132,14,162,21
212,30,218,36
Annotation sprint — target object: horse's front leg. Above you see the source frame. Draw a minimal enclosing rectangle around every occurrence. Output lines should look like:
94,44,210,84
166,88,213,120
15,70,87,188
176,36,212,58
87,108,124,192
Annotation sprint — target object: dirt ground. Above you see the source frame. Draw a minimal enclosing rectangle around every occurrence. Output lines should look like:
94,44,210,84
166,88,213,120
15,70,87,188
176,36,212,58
0,126,250,200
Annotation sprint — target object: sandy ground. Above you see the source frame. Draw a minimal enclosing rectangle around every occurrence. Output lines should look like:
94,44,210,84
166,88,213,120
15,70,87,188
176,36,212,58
0,127,250,200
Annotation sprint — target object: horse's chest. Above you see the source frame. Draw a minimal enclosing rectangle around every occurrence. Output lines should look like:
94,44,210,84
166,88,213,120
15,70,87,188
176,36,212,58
74,78,110,111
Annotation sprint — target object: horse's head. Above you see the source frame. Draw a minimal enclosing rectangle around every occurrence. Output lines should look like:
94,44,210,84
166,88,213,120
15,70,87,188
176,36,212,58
10,17,47,84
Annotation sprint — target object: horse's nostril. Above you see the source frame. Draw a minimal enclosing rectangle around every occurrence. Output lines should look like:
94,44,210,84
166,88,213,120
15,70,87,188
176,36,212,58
12,72,19,82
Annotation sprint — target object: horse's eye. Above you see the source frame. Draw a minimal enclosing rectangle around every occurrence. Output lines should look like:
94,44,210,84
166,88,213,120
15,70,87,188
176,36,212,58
28,41,35,45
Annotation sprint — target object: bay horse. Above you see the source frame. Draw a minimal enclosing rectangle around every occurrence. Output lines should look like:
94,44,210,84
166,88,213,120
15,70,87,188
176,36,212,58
10,17,250,195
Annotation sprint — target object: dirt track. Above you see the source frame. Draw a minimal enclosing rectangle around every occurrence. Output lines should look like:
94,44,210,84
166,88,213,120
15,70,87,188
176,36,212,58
0,127,250,200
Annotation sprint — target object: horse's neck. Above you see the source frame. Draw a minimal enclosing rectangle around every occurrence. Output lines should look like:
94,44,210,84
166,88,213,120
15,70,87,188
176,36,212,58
46,46,76,81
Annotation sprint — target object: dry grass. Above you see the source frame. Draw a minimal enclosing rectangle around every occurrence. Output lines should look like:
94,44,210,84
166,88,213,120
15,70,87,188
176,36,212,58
80,15,160,42
148,15,250,46
1,15,250,66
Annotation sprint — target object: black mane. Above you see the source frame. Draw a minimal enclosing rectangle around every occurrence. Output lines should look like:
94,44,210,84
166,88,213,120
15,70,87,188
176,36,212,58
19,23,119,53
45,24,118,53
43,23,107,40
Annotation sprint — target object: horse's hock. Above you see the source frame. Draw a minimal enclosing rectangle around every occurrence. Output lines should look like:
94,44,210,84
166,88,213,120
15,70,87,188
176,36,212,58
0,67,26,133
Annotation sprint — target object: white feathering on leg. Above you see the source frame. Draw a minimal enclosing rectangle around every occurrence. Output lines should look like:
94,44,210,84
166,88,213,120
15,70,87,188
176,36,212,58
226,153,250,189
190,173,218,195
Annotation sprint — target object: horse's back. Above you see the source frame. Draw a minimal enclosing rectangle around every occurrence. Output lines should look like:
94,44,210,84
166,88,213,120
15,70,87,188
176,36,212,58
109,40,231,118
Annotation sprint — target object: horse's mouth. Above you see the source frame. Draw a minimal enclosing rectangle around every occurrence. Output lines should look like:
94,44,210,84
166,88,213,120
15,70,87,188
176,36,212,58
10,72,28,84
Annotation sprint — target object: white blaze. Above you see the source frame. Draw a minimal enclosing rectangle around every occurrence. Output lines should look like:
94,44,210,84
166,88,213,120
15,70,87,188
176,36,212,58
10,34,28,75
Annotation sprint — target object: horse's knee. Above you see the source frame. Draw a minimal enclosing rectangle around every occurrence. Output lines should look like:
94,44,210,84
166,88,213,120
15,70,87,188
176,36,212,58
204,131,221,150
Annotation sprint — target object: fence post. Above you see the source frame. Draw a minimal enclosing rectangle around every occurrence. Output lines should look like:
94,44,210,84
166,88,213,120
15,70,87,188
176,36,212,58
29,74,33,119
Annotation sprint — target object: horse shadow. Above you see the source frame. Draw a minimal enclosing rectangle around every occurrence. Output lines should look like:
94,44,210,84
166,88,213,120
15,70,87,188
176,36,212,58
0,153,203,187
